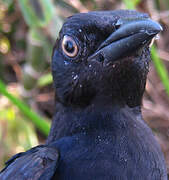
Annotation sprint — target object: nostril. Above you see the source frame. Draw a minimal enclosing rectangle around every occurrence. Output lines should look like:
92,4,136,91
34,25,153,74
115,24,121,30
114,19,122,30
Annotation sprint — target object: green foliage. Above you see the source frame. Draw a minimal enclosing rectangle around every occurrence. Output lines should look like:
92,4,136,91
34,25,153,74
17,0,55,28
151,46,169,96
122,0,141,9
0,79,50,136
38,73,53,87
0,102,38,169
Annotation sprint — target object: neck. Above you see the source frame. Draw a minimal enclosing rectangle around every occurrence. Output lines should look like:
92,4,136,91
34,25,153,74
46,98,141,144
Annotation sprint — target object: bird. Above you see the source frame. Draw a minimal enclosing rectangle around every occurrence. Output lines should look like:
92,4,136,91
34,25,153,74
0,10,167,180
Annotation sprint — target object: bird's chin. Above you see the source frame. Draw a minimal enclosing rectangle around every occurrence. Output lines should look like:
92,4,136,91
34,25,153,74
88,18,162,65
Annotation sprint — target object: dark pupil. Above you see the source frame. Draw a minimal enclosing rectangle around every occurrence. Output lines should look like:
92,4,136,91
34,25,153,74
64,41,75,53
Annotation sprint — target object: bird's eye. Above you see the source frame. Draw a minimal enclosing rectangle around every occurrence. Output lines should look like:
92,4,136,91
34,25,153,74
61,35,78,58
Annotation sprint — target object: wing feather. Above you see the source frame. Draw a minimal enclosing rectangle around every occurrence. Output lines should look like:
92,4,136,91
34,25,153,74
0,145,59,180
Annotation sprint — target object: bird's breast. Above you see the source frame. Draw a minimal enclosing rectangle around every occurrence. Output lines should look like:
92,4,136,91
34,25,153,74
53,126,166,180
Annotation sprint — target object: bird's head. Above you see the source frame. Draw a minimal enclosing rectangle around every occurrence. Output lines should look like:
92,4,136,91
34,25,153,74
52,10,162,108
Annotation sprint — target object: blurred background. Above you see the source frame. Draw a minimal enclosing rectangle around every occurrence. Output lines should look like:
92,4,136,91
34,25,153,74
0,0,168,173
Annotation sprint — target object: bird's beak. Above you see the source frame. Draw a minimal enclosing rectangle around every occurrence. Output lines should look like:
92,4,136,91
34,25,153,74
88,18,162,64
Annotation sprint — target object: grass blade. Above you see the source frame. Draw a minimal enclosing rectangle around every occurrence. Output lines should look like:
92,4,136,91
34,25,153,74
151,46,169,96
0,79,50,136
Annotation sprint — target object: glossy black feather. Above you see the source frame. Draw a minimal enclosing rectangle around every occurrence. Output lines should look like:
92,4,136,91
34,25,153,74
0,10,167,180
0,145,59,180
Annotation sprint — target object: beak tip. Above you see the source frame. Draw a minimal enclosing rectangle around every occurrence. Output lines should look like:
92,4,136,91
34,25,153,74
88,18,163,63
159,24,163,31
149,21,163,35
155,23,163,33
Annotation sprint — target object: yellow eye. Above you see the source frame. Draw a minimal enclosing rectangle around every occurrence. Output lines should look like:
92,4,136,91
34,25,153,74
62,35,78,57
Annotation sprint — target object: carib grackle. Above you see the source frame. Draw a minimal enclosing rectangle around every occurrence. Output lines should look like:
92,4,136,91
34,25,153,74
0,10,167,180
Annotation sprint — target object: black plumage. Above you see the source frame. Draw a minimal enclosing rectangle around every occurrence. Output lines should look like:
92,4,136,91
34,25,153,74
0,10,167,180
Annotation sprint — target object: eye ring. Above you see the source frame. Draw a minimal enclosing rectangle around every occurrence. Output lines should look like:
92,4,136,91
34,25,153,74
61,35,79,58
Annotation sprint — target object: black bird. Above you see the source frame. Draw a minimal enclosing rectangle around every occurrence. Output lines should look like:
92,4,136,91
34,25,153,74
0,10,167,180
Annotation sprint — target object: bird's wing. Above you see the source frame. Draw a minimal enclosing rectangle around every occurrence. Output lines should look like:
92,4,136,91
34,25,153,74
0,145,59,180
